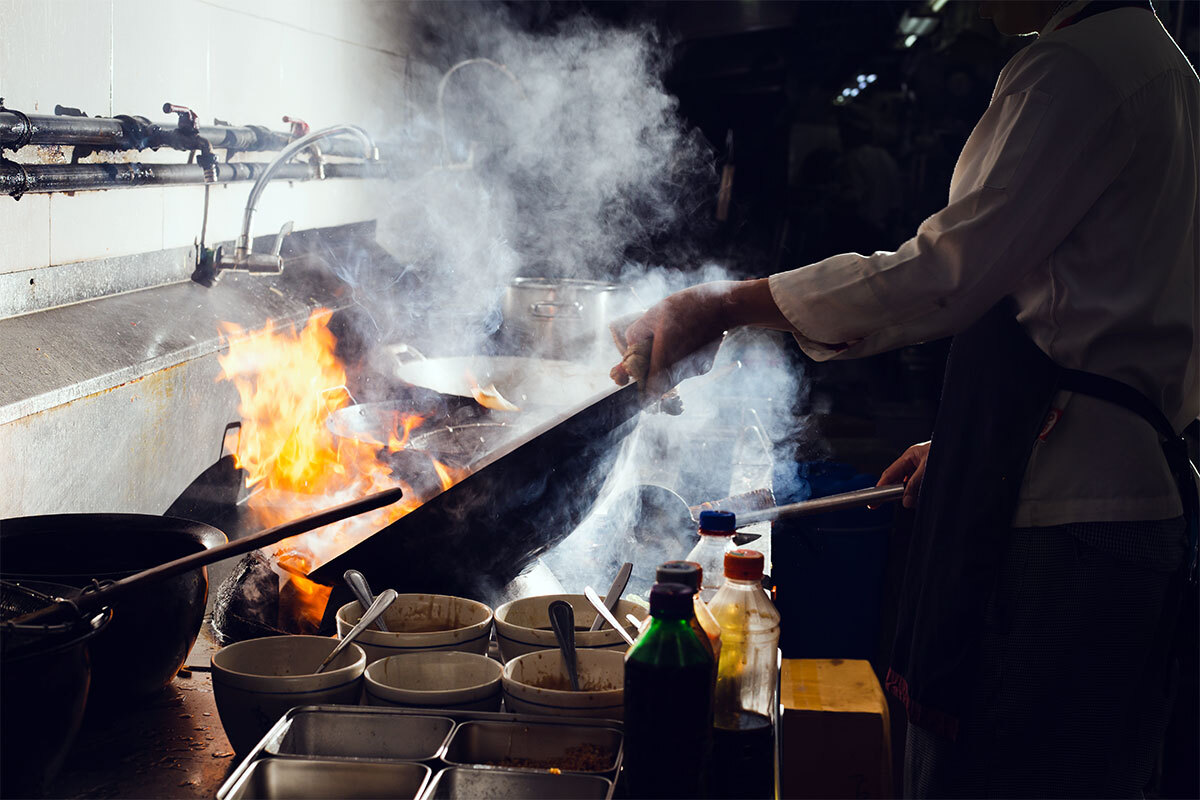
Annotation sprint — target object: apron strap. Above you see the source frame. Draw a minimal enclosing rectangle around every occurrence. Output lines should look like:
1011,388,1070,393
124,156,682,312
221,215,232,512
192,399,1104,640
1059,368,1199,580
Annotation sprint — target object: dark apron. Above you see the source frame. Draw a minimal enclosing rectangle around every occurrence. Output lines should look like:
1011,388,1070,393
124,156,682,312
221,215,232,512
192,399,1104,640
885,300,1198,740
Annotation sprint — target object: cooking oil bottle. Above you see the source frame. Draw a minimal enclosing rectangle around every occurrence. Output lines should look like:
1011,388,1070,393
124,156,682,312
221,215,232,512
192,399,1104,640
708,548,779,799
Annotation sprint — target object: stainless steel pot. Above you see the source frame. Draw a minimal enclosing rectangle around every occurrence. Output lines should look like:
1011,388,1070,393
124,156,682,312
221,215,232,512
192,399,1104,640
500,278,638,363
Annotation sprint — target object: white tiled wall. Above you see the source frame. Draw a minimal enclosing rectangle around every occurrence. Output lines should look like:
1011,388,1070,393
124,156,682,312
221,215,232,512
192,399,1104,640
0,0,409,279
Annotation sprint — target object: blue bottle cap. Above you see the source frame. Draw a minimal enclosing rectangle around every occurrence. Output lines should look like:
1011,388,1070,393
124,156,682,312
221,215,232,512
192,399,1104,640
698,509,736,532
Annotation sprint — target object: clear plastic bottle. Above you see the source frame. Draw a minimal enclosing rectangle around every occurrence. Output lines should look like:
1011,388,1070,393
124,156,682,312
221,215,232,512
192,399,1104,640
708,548,780,799
685,510,737,602
656,560,722,663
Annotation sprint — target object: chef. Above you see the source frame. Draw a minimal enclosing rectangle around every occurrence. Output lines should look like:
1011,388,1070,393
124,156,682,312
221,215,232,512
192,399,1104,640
613,1,1198,796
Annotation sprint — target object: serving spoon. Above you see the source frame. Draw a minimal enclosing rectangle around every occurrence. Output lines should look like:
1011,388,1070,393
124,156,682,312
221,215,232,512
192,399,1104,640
584,587,636,647
548,600,581,691
315,589,397,674
344,569,390,632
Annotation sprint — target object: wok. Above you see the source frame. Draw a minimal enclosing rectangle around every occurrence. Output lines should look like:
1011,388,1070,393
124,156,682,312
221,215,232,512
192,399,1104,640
1,488,405,700
326,402,519,465
389,354,616,409
0,515,226,702
1,581,111,799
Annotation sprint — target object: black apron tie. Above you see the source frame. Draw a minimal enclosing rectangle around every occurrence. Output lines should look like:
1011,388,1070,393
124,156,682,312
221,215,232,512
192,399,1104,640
886,300,1198,740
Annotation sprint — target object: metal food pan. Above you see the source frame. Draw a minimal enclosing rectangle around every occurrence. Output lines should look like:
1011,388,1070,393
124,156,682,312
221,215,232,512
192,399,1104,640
262,708,455,762
223,758,431,800
423,767,612,800
443,720,622,774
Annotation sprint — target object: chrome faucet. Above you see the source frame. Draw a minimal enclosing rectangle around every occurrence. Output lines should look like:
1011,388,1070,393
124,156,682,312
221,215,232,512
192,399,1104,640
204,124,378,280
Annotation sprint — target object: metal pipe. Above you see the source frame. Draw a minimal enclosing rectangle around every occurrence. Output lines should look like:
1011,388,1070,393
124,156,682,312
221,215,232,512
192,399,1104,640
235,124,377,256
0,159,387,197
0,111,382,159
436,58,527,168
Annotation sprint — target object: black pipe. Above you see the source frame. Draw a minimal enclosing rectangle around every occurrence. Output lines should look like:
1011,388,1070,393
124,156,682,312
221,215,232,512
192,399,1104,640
0,111,382,159
0,160,388,196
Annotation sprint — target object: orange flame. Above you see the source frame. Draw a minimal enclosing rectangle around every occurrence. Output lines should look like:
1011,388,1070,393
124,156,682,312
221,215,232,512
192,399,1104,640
216,309,459,627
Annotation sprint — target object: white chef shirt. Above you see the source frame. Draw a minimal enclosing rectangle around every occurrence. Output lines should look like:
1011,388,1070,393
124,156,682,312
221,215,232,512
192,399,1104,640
769,4,1199,526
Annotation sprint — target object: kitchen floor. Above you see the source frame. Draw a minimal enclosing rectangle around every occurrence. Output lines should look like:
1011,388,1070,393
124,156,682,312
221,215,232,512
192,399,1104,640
51,623,237,800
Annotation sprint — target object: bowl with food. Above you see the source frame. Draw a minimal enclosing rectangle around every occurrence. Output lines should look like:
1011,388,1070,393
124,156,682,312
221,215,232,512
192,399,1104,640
364,651,503,712
501,648,625,719
211,635,365,754
493,594,645,663
335,594,493,664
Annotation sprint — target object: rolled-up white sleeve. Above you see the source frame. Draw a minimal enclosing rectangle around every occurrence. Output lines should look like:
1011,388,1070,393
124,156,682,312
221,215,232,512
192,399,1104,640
769,42,1133,361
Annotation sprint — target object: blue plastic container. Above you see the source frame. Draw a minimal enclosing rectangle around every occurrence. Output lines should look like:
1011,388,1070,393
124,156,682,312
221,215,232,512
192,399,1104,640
770,461,893,660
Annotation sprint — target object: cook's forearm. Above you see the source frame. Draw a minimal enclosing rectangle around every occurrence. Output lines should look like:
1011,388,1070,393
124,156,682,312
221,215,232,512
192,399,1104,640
722,278,795,331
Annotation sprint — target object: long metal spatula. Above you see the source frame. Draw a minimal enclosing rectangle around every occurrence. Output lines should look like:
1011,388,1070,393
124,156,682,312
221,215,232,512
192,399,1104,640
734,484,905,526
12,486,406,625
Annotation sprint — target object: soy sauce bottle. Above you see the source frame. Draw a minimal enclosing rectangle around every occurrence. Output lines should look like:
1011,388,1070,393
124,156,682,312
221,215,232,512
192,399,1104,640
623,582,714,799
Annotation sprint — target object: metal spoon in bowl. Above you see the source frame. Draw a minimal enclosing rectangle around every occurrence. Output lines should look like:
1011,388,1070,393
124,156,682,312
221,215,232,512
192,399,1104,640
588,562,633,632
344,569,390,632
315,589,397,674
584,586,636,647
548,600,581,691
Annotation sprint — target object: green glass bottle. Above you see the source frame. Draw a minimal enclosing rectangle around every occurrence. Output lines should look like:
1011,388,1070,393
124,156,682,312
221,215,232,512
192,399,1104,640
623,582,715,799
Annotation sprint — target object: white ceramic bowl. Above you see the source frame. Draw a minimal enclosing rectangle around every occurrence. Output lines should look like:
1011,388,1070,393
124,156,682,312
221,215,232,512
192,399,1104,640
493,594,646,663
502,649,625,719
364,652,503,712
335,594,493,664
211,635,365,755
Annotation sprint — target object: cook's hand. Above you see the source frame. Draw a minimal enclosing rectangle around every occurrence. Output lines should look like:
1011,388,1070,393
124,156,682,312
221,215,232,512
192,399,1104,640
878,441,931,509
613,278,794,397
619,282,732,397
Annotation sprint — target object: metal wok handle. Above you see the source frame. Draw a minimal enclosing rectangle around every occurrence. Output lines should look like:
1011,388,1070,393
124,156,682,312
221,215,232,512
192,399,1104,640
13,486,406,625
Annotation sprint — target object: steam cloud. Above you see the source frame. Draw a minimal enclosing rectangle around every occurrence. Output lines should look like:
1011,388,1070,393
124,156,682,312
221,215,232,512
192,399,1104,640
336,5,816,602
344,6,712,356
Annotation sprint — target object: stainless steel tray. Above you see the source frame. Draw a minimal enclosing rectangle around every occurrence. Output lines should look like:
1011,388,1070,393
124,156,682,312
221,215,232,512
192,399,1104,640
218,705,624,800
263,709,455,762
443,720,622,774
424,767,612,800
222,758,431,800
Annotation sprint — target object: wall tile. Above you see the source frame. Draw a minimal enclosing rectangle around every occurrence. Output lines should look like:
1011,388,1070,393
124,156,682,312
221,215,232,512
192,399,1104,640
0,195,51,274
0,0,113,116
112,0,211,120
161,185,207,251
207,5,286,127
49,189,165,265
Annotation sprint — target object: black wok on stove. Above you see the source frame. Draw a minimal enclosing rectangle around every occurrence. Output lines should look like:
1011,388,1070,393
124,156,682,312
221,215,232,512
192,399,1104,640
309,382,643,608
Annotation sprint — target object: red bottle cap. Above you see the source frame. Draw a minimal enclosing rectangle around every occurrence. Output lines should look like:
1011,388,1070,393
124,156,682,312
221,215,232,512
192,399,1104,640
724,549,764,581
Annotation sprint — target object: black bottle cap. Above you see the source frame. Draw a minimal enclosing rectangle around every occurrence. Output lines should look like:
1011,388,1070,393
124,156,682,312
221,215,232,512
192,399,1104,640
655,561,702,592
649,582,695,620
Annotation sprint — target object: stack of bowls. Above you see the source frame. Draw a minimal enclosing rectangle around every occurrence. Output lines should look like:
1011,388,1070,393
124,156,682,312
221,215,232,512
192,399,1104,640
493,594,646,662
501,649,626,719
335,594,493,662
211,635,366,754
364,652,503,712
340,593,499,713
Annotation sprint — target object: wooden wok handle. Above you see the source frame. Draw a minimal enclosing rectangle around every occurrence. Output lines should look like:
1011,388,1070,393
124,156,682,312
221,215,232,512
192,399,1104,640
13,486,404,624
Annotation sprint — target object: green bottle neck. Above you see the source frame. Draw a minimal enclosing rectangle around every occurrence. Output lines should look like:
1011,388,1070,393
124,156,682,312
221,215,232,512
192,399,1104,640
628,615,713,668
